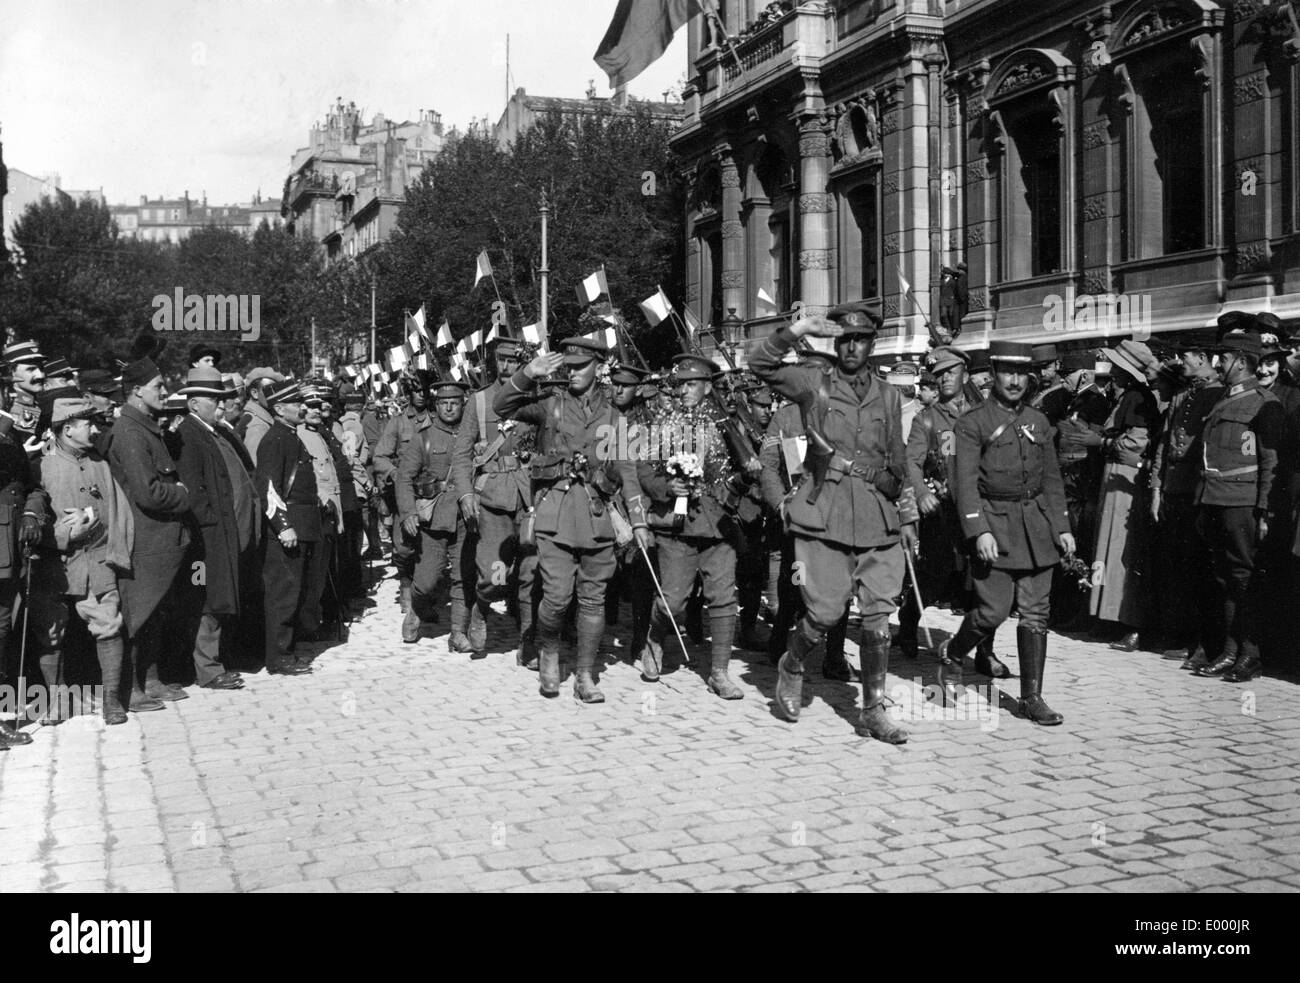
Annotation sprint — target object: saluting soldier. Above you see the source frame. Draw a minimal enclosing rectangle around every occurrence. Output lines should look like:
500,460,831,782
750,303,921,744
450,340,538,664
495,338,652,704
4,341,47,454
253,382,317,677
1193,327,1284,683
373,374,431,619
943,341,1074,725
396,380,474,651
636,354,751,700
757,360,852,680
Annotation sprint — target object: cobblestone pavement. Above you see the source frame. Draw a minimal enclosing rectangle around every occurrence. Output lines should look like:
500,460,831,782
2,566,1299,894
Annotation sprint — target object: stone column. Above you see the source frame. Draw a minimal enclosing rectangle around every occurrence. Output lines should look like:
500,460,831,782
795,115,833,316
717,145,746,322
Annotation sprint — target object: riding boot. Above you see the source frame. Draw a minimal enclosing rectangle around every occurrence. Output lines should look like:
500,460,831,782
775,621,820,722
937,617,985,704
896,593,920,660
856,628,907,744
125,645,164,713
641,605,667,682
573,610,605,704
97,637,128,726
0,665,33,745
1017,626,1063,725
448,589,474,654
466,603,488,655
973,635,1012,679
823,609,852,681
535,618,561,698
706,612,743,700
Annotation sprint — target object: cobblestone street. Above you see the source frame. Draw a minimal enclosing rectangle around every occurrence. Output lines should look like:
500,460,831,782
2,567,1298,894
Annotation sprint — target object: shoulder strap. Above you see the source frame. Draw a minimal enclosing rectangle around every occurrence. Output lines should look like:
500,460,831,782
476,390,488,445
982,416,1014,453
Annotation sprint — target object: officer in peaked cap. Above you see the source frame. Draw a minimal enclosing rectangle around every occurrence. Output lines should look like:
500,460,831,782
561,336,609,366
942,339,1073,725
4,341,47,449
670,352,719,382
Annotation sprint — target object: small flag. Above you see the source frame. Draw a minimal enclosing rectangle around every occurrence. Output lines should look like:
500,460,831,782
413,305,428,339
450,362,464,382
582,327,619,350
342,365,358,379
474,250,493,288
387,345,409,372
407,330,425,353
415,352,430,371
898,267,913,298
682,306,704,340
577,269,610,307
756,286,777,313
435,319,453,348
486,324,501,344
521,323,542,345
468,329,484,350
639,286,674,326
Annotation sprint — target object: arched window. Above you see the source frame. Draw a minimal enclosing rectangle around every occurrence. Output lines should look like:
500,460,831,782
746,141,797,315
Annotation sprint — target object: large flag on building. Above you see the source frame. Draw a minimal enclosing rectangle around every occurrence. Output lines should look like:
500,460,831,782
595,0,702,87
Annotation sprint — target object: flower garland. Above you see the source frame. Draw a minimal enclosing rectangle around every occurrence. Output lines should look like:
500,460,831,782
646,400,732,499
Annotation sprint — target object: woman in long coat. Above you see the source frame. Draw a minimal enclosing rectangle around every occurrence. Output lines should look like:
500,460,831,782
1089,342,1159,648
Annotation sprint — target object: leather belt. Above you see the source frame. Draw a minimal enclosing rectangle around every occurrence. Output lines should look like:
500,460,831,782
481,455,522,473
982,489,1043,502
828,457,882,482
415,478,447,499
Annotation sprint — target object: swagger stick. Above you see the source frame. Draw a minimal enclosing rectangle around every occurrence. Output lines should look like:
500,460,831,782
637,542,692,667
902,547,934,652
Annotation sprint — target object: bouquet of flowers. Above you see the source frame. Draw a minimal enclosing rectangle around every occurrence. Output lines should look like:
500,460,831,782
665,451,705,518
1060,554,1093,593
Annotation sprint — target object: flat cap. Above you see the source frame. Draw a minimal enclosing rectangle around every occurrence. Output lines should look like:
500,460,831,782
672,353,720,381
246,367,286,387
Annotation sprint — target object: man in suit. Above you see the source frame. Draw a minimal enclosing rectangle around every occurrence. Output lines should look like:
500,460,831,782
171,366,253,692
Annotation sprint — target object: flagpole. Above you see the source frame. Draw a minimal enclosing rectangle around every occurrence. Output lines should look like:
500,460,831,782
370,275,377,366
539,190,550,349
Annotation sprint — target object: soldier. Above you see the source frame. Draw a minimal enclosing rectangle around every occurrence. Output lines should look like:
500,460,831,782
734,384,774,653
450,340,538,664
4,340,47,453
0,405,45,746
899,346,1009,677
495,338,651,704
296,385,344,641
636,354,751,700
603,362,655,664
396,380,474,650
941,341,1074,726
757,359,852,680
750,303,920,744
254,382,317,677
1030,344,1072,426
1193,327,1284,683
238,367,284,462
374,374,430,619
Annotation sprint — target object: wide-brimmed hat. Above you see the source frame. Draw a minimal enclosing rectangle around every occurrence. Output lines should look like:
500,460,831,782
1106,340,1159,383
50,396,99,427
178,366,230,399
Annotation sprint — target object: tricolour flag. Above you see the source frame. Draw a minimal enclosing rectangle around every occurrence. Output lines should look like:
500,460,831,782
412,305,428,339
387,345,409,372
898,266,913,299
577,268,610,307
435,319,453,348
474,249,493,288
486,324,501,344
756,286,777,313
468,329,484,350
639,286,674,326
682,305,704,341
521,323,542,345
594,0,702,87
455,335,471,355
449,362,464,382
582,327,619,350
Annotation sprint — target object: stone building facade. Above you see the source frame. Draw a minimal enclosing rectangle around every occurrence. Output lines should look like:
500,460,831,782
669,0,1300,360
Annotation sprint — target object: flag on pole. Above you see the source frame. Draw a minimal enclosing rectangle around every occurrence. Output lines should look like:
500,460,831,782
486,324,501,344
455,335,470,355
449,361,464,382
682,305,704,341
412,305,428,339
582,327,619,350
468,329,484,350
898,267,913,300
435,319,453,348
639,286,674,326
474,250,493,288
521,323,542,345
756,286,777,313
387,345,409,372
577,268,611,307
594,0,702,87
415,353,430,371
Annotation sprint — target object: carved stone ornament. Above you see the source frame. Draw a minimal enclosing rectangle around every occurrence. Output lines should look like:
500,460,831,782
883,174,900,194
884,300,901,318
1083,121,1110,150
1121,4,1192,48
721,220,744,240
799,193,833,215
798,127,830,159
721,270,746,288
1236,241,1271,273
1234,70,1269,105
1190,34,1214,89
719,166,742,190
967,288,989,312
965,225,988,247
798,250,832,270
880,110,901,136
966,158,989,182
1083,195,1108,221
995,62,1048,96
883,233,900,256
687,238,701,256
1233,0,1267,18
1082,269,1111,295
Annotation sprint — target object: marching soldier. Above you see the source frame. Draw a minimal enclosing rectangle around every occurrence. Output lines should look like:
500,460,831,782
450,340,539,664
942,341,1074,725
1193,327,1283,683
4,341,47,453
734,385,774,653
374,374,431,619
495,338,652,703
636,354,751,700
757,366,852,680
750,303,920,744
396,380,474,650
254,382,317,677
900,346,1008,677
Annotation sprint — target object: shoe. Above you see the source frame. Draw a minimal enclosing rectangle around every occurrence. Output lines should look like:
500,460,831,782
1017,626,1063,726
573,670,605,704
1110,631,1141,652
1196,652,1237,678
128,692,166,712
401,606,421,644
641,635,664,683
858,629,907,744
973,643,1012,680
145,684,189,702
517,628,538,670
707,670,744,700
103,705,128,726
0,722,33,748
449,633,475,654
1222,652,1261,683
774,626,817,722
200,673,246,691
267,664,313,677
856,704,907,744
1181,646,1209,672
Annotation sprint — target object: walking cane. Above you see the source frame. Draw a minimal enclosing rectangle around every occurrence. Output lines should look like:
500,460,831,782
15,549,34,726
637,541,692,667
902,546,934,652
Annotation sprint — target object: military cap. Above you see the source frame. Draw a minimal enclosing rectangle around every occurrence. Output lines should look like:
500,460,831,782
672,353,720,381
1030,343,1060,365
433,381,470,400
887,362,920,387
494,338,522,358
826,301,883,337
745,386,773,406
50,395,99,427
4,340,45,367
560,337,608,366
188,344,222,367
988,340,1035,365
78,369,121,397
224,372,247,393
121,358,162,389
179,366,231,399
610,364,650,386
246,366,286,387
919,369,938,387
342,389,366,406
926,346,968,375
967,348,993,374
44,358,76,379
267,381,305,406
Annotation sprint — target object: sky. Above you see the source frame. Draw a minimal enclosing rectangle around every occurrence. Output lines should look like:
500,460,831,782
0,0,689,206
